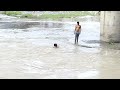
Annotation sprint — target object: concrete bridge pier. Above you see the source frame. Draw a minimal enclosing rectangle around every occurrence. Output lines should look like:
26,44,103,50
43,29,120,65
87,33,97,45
100,11,120,43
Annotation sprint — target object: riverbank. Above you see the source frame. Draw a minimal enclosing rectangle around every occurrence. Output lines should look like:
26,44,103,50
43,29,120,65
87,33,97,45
1,11,99,21
1,11,100,22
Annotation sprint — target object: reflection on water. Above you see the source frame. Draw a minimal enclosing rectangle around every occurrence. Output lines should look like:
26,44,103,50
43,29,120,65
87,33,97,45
0,17,120,79
0,22,64,29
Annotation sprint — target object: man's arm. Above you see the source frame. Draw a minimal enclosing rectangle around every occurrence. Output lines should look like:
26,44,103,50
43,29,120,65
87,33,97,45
79,25,81,34
79,25,81,31
75,25,77,31
80,25,81,29
74,25,76,34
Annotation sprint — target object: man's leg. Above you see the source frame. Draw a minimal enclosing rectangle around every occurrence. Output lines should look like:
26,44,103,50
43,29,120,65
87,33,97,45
75,34,77,44
77,34,80,44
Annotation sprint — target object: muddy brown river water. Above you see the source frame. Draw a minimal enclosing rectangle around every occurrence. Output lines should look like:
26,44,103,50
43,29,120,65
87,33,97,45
0,14,120,79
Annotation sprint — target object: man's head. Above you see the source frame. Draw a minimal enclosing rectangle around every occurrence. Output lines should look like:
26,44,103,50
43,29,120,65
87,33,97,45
54,43,57,48
77,22,79,25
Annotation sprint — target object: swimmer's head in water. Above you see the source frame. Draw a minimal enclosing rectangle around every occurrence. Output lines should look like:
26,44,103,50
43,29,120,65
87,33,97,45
54,43,57,47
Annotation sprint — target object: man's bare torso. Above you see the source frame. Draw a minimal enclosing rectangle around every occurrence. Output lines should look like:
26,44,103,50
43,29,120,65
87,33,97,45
75,25,81,32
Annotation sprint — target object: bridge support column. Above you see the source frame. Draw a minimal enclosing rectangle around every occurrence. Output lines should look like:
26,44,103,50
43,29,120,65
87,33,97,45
100,11,120,43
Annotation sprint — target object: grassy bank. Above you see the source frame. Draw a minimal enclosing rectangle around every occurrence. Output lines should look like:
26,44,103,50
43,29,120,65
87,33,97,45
37,12,95,20
2,11,22,16
2,11,96,20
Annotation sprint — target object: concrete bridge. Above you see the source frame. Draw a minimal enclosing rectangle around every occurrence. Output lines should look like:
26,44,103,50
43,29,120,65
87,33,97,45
100,11,120,43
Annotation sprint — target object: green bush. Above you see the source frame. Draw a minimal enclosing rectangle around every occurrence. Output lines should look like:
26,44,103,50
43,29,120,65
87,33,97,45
2,11,96,20
3,11,22,16
38,11,95,19
20,14,36,18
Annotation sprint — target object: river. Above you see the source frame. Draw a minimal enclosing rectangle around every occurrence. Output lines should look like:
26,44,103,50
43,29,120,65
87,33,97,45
0,14,120,79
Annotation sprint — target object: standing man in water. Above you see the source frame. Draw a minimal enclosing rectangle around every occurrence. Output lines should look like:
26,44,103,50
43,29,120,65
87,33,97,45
74,22,81,44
